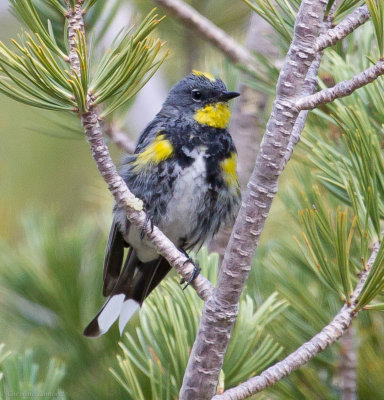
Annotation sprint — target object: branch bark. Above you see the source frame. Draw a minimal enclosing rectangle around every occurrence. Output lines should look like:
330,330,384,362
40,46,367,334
213,241,379,400
316,5,370,51
153,0,255,71
340,325,357,400
283,38,323,165
65,1,213,302
286,3,371,164
65,1,84,75
297,60,384,110
179,1,328,398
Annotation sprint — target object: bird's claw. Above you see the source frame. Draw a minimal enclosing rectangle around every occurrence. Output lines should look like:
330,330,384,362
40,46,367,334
140,215,154,240
180,258,201,290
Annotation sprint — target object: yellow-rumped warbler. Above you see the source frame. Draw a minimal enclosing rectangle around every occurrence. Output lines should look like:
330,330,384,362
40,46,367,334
84,71,240,337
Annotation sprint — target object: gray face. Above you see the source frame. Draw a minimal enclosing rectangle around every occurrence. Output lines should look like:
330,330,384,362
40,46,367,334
161,73,236,116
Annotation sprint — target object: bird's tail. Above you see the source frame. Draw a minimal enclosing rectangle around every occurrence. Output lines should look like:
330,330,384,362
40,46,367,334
84,249,171,337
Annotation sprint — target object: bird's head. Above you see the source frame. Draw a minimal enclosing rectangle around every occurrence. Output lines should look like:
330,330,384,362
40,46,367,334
161,71,240,129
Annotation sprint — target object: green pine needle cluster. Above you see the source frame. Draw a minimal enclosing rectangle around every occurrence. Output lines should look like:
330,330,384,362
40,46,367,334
0,211,126,398
297,25,384,311
365,0,384,58
298,198,358,302
0,1,167,114
112,249,286,400
90,10,168,118
0,345,66,400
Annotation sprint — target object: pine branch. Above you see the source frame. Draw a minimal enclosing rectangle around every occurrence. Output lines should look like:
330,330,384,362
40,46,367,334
284,3,371,164
213,240,380,400
297,60,384,110
316,5,370,51
153,0,255,71
283,39,323,165
179,1,328,399
65,1,84,75
103,121,135,154
65,1,213,301
340,325,357,400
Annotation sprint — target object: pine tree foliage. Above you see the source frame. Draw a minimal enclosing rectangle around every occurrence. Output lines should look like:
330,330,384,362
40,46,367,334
299,23,384,311
0,0,167,114
112,249,286,399
0,345,66,400
0,211,127,398
1,0,384,399
233,2,384,397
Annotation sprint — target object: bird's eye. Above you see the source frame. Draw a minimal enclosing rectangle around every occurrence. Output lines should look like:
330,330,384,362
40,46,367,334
191,89,202,102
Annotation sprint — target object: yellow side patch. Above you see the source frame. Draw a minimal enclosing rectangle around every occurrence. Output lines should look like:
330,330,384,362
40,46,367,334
192,70,216,82
194,103,231,129
220,152,239,189
132,134,173,170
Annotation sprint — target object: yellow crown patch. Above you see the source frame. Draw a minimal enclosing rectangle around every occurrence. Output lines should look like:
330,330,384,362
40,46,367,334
192,70,216,82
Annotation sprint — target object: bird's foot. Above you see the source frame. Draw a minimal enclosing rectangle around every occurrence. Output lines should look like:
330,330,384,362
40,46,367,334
140,214,154,240
179,252,201,290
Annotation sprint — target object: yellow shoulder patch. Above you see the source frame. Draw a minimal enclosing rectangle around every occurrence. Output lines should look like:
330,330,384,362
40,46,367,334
132,134,173,170
220,152,239,189
194,103,231,129
192,70,216,82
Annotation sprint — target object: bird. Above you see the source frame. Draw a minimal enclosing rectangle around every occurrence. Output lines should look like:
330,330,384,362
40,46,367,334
83,70,241,337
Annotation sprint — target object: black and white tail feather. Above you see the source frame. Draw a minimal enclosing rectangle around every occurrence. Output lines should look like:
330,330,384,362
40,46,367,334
83,219,171,337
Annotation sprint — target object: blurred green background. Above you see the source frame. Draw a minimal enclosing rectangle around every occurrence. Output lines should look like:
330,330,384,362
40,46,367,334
0,11,101,240
1,1,384,400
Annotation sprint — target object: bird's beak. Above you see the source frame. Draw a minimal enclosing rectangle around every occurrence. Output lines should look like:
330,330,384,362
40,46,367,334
218,91,240,101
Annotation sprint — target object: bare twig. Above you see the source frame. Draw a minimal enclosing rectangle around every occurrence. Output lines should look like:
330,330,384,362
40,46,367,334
340,325,357,400
179,1,328,399
65,1,213,302
297,60,384,110
65,1,84,74
213,241,379,400
316,5,370,51
153,0,255,70
103,122,135,154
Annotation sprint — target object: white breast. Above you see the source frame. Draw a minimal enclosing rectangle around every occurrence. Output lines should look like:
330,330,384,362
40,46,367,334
124,149,208,261
160,150,207,245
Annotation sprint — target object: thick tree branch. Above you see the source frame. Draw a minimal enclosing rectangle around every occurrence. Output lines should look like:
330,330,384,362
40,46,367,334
213,241,379,400
284,42,322,165
316,5,370,51
340,325,357,400
297,60,384,110
153,0,255,71
179,1,328,399
65,1,213,302
285,3,370,164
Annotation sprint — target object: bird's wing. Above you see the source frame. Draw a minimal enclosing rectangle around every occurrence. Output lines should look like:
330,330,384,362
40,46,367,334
102,216,128,297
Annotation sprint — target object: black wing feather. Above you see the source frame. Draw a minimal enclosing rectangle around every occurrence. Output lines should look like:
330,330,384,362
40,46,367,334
102,218,127,296
83,251,171,337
